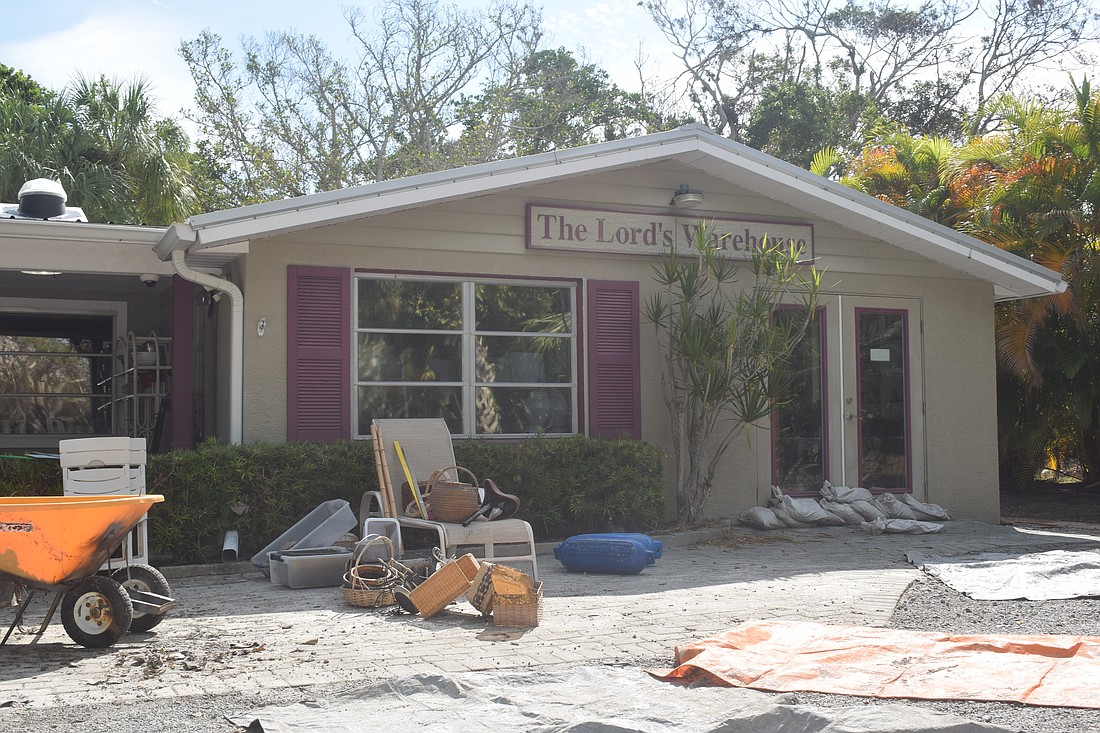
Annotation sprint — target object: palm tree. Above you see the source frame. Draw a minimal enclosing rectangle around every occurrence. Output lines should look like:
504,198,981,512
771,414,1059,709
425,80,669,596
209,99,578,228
0,74,196,224
823,79,1100,487
975,81,1100,486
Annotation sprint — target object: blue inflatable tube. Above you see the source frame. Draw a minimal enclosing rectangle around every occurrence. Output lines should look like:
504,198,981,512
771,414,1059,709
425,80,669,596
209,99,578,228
553,533,662,575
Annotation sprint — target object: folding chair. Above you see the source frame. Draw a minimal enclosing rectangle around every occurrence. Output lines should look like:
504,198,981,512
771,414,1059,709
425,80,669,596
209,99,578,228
59,437,149,567
368,419,538,580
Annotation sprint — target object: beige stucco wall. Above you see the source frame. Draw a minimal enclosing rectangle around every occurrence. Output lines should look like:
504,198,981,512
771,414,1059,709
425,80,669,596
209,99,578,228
231,160,1001,522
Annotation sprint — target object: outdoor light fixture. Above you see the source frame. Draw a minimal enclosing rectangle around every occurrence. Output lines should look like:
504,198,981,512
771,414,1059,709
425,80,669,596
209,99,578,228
21,270,62,276
671,184,704,208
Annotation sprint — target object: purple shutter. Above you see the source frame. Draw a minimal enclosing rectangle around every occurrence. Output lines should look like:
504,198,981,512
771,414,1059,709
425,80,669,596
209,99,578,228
586,280,640,439
287,265,350,442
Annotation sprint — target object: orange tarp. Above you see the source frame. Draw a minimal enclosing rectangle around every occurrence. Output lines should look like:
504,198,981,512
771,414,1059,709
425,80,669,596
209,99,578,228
650,619,1100,709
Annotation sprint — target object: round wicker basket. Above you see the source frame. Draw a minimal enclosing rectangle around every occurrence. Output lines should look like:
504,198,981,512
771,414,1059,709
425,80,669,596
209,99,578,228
341,537,397,608
426,466,482,522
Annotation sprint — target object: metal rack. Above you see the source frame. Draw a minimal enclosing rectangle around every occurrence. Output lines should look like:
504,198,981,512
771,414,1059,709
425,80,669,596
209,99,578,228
99,332,172,440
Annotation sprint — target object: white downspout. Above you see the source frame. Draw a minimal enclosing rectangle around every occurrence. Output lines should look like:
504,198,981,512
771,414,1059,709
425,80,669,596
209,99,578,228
170,250,244,445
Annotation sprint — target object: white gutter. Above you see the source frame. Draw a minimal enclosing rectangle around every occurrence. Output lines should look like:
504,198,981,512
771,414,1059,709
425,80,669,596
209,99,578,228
170,249,244,445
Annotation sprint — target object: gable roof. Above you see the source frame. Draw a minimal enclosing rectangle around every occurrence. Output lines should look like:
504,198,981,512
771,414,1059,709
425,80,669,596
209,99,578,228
155,123,1065,301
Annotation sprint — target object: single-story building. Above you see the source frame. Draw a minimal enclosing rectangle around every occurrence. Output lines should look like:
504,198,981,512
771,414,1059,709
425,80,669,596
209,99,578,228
1,124,1065,522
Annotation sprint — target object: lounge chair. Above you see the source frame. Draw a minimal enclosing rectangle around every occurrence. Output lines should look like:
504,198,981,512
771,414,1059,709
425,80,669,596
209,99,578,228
368,418,538,580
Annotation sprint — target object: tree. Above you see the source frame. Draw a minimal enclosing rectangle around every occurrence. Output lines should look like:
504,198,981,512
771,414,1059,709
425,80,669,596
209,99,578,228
644,223,821,525
641,0,1100,159
966,0,1100,136
454,48,665,160
818,78,1100,488
0,64,48,104
0,73,196,224
978,82,1100,486
180,0,544,206
743,78,863,168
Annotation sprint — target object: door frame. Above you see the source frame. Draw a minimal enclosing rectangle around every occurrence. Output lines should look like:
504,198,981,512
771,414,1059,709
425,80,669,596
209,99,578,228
758,293,926,500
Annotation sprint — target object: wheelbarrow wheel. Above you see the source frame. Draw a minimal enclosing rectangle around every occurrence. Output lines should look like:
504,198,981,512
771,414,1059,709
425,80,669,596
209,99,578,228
61,575,133,648
112,565,172,632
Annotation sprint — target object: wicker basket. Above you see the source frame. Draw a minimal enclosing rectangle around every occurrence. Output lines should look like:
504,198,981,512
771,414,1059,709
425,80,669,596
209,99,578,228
466,562,496,616
342,536,397,608
426,466,482,522
493,581,543,628
408,553,480,617
466,563,534,617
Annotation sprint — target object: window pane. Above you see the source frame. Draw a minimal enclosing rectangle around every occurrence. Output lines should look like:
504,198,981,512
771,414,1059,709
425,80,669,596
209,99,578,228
0,353,97,395
357,333,462,382
475,387,572,435
0,395,111,435
358,280,462,330
0,335,113,436
476,284,572,333
479,335,571,383
858,311,908,489
772,308,825,491
357,386,463,434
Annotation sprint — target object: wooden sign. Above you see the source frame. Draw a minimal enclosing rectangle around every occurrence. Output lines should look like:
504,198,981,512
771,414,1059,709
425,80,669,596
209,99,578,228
526,204,814,260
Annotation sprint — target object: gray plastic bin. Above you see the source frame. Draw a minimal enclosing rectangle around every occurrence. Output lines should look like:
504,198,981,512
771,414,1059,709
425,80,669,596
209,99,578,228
269,546,353,589
251,499,357,575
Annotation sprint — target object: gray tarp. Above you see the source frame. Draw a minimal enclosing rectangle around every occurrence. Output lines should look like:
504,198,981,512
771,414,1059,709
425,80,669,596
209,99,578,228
907,548,1100,600
228,667,1012,732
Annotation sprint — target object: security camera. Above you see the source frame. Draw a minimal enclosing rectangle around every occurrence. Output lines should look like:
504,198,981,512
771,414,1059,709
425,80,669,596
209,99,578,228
140,273,160,288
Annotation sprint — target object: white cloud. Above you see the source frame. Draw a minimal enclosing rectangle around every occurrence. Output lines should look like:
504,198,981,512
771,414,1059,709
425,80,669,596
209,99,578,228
0,8,199,121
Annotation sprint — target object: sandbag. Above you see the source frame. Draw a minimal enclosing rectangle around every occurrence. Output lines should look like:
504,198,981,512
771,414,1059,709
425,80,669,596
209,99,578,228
820,499,864,526
770,486,835,526
767,500,811,527
900,493,951,521
738,506,784,530
861,517,944,535
848,499,887,522
813,506,849,526
820,481,874,504
874,493,919,520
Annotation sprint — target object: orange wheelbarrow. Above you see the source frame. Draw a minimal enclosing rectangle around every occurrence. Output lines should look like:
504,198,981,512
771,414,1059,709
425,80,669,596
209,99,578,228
0,495,176,648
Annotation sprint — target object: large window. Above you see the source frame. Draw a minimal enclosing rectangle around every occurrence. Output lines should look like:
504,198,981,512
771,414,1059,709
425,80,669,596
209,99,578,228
354,276,576,437
0,314,115,437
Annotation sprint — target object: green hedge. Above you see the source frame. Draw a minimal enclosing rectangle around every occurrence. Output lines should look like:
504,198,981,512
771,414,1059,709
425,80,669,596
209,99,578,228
0,436,665,565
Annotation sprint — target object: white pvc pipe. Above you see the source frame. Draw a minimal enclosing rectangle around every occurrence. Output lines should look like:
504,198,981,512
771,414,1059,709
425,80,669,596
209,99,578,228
170,250,244,445
221,530,240,562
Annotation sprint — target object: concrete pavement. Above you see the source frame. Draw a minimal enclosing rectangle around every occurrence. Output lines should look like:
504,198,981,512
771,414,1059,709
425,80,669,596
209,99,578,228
2,520,1098,710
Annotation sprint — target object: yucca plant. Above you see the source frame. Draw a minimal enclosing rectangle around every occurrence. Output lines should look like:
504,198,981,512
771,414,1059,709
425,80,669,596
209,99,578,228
644,222,821,526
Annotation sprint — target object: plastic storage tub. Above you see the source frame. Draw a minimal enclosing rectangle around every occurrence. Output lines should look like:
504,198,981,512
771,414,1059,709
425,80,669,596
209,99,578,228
251,499,357,574
553,534,659,575
268,546,353,589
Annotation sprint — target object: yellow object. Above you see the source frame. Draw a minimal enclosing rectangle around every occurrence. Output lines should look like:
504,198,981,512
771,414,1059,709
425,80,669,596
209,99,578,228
0,495,164,586
393,440,428,519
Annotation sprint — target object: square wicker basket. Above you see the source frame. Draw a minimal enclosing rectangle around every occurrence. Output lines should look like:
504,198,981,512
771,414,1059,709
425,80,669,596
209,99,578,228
493,581,543,628
408,553,480,617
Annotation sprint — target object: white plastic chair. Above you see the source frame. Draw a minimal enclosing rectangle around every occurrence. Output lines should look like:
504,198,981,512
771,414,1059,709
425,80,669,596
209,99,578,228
59,437,149,567
370,419,538,580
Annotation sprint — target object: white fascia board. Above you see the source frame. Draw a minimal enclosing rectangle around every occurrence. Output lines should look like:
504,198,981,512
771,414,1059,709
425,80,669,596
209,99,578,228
0,218,164,245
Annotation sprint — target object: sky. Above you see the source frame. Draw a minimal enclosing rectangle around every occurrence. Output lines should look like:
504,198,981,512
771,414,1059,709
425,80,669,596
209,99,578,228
0,0,674,127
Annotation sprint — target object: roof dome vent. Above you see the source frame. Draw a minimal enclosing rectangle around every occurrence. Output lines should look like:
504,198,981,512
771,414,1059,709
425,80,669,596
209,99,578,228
17,178,68,219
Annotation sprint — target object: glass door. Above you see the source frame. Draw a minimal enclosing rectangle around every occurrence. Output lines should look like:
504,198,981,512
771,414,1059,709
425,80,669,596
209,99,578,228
843,301,923,491
765,295,924,496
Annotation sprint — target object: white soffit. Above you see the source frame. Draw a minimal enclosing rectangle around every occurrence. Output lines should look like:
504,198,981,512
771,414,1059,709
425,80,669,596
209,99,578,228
157,124,1065,301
